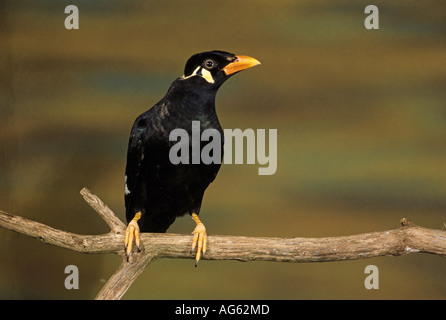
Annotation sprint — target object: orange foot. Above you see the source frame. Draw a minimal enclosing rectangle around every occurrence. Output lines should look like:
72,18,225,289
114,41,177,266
191,213,207,267
124,211,141,261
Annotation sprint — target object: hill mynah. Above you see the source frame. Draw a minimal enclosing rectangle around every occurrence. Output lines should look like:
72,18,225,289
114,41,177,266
124,50,260,265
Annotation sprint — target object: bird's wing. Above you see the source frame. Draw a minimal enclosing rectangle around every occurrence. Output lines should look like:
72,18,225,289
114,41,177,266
124,113,150,218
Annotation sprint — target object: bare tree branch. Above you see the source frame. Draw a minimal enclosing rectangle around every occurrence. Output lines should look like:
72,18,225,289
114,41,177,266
0,187,445,300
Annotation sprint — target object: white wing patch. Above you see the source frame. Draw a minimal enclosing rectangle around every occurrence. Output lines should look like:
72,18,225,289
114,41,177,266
125,175,131,195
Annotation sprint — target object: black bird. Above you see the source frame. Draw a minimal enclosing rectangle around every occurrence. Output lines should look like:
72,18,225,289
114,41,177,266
124,50,260,265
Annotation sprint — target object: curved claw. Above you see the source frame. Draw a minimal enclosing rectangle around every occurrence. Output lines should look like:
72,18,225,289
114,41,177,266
125,212,141,261
191,213,207,267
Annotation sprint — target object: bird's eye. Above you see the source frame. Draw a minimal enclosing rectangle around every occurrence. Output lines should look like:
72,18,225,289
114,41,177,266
204,59,215,69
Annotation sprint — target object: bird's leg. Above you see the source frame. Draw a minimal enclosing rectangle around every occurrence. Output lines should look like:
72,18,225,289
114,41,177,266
191,213,207,267
124,211,141,260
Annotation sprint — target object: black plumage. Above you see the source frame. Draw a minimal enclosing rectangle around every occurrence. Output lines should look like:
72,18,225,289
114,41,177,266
124,50,260,262
125,74,222,232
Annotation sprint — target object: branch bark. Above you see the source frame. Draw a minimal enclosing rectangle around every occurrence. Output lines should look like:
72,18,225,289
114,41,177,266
0,187,445,300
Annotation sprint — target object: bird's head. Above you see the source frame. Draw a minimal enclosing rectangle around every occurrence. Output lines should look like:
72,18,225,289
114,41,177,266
182,50,260,88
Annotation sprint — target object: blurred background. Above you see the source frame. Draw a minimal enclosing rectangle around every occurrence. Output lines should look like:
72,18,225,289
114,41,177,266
1,0,445,299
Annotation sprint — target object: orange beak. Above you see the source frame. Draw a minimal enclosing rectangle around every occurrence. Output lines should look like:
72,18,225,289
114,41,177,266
222,55,261,76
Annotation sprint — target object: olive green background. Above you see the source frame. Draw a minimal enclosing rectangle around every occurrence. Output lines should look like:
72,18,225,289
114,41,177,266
1,0,445,299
